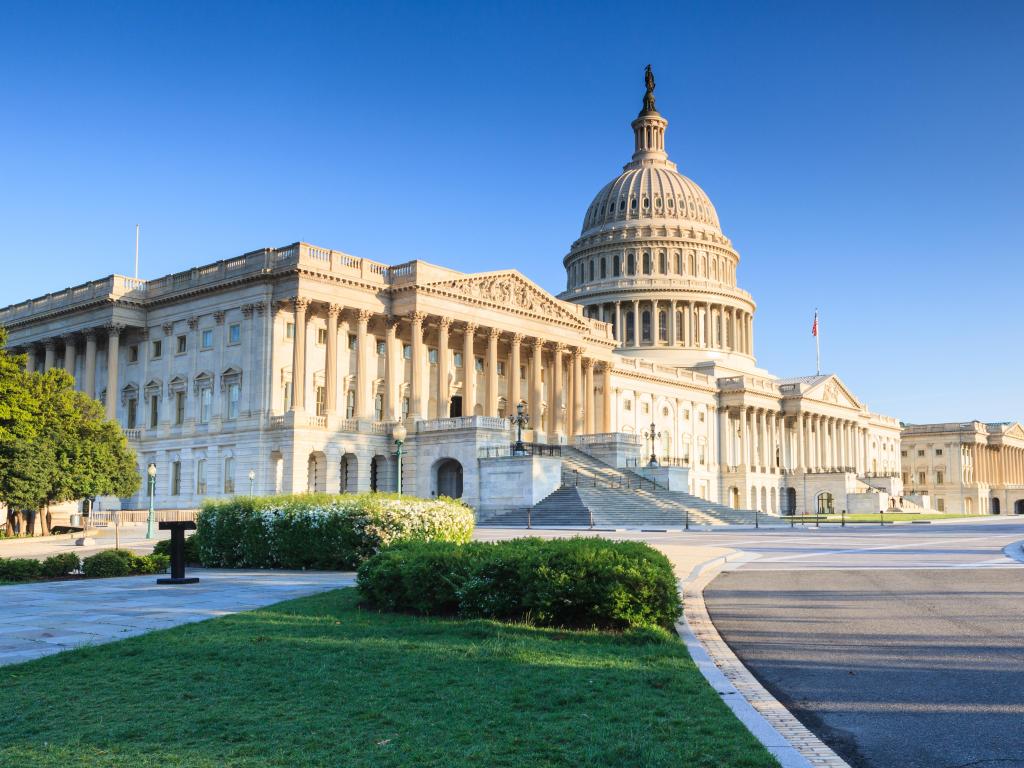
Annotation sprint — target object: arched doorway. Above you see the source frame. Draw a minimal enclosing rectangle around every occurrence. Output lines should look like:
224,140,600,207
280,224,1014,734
965,497,974,515
370,455,389,493
1015,500,1024,515
816,492,835,515
307,452,326,493
436,459,464,499
729,487,740,509
770,487,777,514
340,453,357,493
784,487,797,516
449,395,462,418
991,497,1001,515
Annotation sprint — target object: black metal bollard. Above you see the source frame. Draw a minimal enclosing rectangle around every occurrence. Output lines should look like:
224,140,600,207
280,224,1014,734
157,520,200,585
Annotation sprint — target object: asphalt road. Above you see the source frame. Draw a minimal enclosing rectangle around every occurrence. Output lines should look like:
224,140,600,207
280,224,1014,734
705,567,1024,768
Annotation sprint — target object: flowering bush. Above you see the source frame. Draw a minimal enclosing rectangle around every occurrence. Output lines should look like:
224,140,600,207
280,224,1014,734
195,493,474,570
357,538,681,631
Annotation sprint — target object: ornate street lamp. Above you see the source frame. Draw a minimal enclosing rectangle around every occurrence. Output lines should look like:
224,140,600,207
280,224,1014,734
248,469,256,496
146,463,157,539
643,421,661,467
392,421,408,494
511,402,529,456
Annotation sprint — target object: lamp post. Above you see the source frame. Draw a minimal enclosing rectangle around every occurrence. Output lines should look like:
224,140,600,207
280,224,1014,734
643,421,661,467
511,401,529,456
146,463,157,539
392,421,408,494
248,469,256,497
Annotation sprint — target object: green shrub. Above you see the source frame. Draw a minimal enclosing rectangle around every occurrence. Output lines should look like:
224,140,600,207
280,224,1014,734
0,557,43,582
357,538,682,631
152,535,199,564
40,553,81,578
82,549,168,578
195,493,475,570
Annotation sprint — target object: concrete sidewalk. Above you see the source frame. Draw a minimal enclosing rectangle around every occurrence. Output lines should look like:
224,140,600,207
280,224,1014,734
0,524,168,559
0,568,355,667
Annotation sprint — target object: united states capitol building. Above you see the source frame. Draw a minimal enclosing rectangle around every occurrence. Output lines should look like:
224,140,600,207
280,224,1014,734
7,71,996,524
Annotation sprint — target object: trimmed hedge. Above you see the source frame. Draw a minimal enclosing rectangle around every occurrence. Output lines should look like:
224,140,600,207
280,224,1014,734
0,557,44,582
152,534,200,564
357,538,682,630
41,553,82,578
196,493,475,570
81,550,170,578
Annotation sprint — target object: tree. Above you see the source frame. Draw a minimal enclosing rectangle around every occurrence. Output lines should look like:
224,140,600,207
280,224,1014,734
0,330,140,535
0,327,40,535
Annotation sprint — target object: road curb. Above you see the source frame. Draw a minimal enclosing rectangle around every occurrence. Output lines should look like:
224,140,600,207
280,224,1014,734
676,553,852,768
1001,540,1024,563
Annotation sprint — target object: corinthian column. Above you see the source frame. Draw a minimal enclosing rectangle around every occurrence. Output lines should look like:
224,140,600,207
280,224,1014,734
486,328,499,417
509,333,522,409
83,331,97,398
584,358,595,434
572,349,583,435
105,325,123,420
530,339,543,433
553,344,565,435
64,335,77,385
462,323,477,416
355,309,372,418
291,298,309,412
325,304,340,415
437,318,451,418
384,317,399,419
409,312,425,420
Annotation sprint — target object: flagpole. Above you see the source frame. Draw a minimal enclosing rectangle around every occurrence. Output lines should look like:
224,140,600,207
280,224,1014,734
815,308,821,376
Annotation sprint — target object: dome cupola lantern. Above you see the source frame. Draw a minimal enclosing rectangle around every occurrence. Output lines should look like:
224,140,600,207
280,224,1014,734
630,65,670,168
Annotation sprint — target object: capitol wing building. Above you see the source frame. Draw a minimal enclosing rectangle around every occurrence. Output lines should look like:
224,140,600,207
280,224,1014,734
0,74,911,523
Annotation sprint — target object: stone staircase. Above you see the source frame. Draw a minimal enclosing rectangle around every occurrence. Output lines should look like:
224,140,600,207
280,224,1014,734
480,446,775,528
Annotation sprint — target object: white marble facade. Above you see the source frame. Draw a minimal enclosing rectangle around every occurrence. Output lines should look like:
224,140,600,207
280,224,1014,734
0,73,907,517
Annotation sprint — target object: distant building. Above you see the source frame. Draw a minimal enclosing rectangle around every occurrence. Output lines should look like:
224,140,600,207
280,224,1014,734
0,72,906,520
900,422,1024,515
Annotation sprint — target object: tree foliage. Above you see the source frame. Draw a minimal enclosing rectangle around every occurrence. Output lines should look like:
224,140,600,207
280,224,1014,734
0,328,140,535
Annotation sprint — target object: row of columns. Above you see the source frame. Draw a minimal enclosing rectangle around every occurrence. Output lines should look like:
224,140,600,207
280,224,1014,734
288,299,614,436
722,407,875,475
587,299,752,355
967,444,1024,486
21,326,122,420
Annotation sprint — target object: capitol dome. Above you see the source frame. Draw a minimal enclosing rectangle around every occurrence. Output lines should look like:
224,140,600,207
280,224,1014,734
560,66,757,367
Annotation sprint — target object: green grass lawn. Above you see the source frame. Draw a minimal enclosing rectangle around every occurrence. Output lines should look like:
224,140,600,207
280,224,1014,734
0,588,777,768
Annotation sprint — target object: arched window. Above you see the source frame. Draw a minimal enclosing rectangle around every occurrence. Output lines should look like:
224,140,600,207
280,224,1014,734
588,260,594,281
641,310,651,342
658,311,667,341
600,257,606,279
689,253,696,274
613,255,621,277
659,253,667,274
626,312,636,344
642,252,651,274
675,311,683,341
675,252,682,273
627,253,635,275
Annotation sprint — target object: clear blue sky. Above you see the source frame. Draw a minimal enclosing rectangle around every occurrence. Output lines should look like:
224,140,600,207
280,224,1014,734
2,1,1021,424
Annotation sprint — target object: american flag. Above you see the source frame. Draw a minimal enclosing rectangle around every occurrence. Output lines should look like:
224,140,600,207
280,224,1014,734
811,310,818,337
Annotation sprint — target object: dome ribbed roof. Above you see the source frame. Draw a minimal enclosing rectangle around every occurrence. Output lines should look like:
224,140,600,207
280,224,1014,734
581,165,720,235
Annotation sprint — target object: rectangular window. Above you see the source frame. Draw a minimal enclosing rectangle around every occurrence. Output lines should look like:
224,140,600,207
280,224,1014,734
475,357,484,373
149,396,159,428
377,340,386,356
918,471,926,485
345,390,355,418
403,344,412,360
936,498,945,512
520,366,526,380
683,409,690,420
936,470,944,485
223,457,235,494
176,335,187,354
497,362,505,377
196,459,207,495
283,382,292,412
428,348,438,364
402,397,410,420
200,388,212,424
286,323,295,340
699,445,707,466
170,461,181,496
228,323,241,345
453,352,463,368
151,339,162,359
128,344,139,363
348,334,357,350
126,398,137,429
698,411,705,422
174,392,185,425
315,385,326,417
201,329,214,349
316,328,327,345
901,450,908,457
228,383,240,420
374,394,383,421
624,400,632,412
917,450,925,457
935,448,943,456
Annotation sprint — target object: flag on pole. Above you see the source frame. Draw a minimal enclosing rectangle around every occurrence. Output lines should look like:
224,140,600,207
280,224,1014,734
812,309,820,375
811,310,818,337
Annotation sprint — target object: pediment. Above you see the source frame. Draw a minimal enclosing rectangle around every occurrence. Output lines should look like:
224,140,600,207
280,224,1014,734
805,375,863,410
1006,423,1024,440
420,271,588,329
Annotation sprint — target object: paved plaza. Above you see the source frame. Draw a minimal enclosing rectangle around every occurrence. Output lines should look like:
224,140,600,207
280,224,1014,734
0,569,354,667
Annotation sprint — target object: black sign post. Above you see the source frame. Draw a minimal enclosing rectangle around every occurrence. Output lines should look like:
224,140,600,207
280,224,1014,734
156,520,199,585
